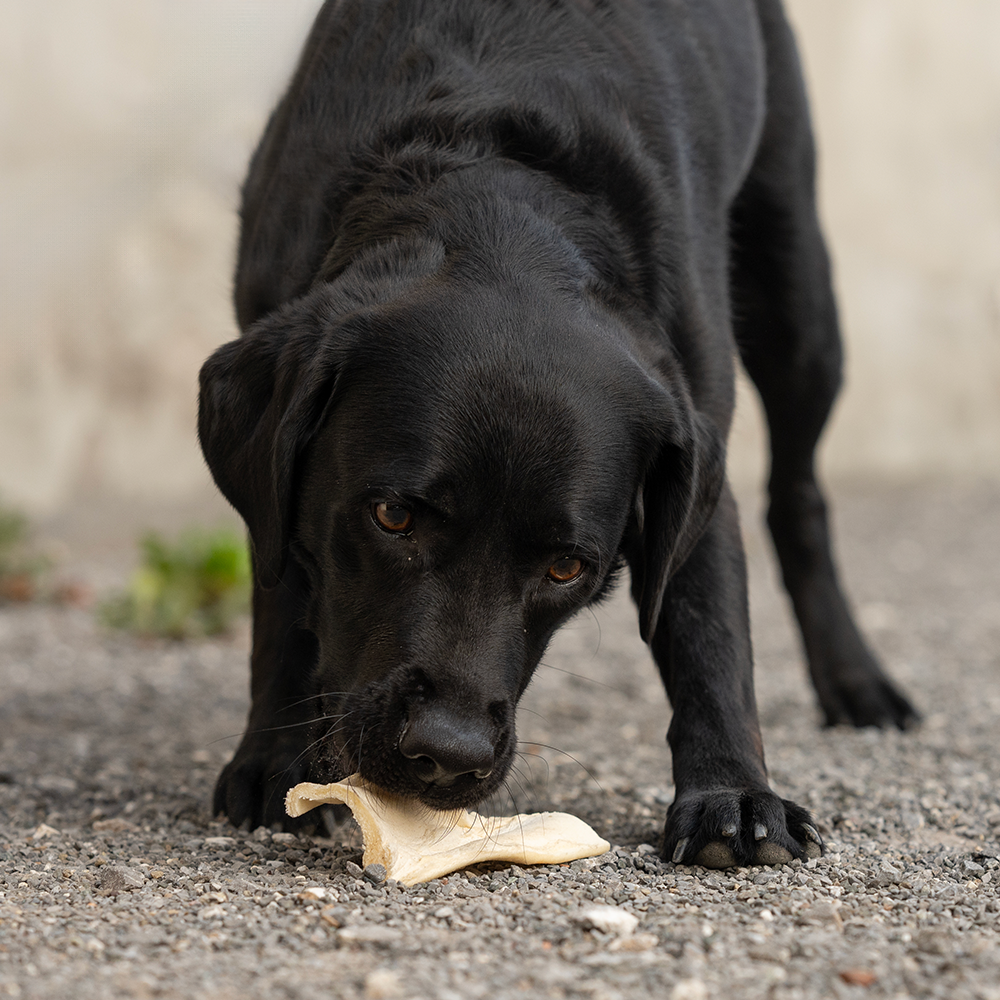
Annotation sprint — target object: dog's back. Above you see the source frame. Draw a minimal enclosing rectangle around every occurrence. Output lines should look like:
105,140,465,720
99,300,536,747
236,0,763,338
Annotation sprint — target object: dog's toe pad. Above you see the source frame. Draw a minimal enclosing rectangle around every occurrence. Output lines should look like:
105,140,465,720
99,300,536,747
694,839,819,868
694,842,737,868
752,842,794,866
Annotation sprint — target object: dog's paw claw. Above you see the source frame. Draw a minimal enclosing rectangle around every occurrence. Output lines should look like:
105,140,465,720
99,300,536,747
801,823,824,860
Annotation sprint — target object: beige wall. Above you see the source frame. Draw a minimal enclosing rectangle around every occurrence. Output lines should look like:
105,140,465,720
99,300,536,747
731,0,1000,485
0,0,320,512
2,0,998,514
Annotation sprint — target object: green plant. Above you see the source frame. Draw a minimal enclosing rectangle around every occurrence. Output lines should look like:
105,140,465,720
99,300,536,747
100,527,251,638
0,504,28,571
0,499,48,602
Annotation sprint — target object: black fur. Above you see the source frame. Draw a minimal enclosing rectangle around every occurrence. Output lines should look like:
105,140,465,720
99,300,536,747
199,0,917,866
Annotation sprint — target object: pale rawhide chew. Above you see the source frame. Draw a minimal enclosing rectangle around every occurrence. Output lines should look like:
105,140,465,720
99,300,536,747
286,775,610,886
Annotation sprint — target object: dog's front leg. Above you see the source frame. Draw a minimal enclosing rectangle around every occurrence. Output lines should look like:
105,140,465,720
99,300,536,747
213,553,320,831
650,486,823,867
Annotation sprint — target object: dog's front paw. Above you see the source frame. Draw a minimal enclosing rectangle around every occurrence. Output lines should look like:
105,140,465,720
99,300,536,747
819,667,919,731
661,787,823,868
213,733,317,832
810,630,920,730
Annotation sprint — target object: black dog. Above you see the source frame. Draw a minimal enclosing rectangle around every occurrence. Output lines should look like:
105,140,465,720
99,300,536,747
198,0,917,866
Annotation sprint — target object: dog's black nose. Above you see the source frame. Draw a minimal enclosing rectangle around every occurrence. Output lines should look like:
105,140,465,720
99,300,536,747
398,707,495,786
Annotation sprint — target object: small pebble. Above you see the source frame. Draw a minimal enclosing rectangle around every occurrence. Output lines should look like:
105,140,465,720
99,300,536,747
575,905,640,937
839,969,877,987
670,979,708,1000
364,969,403,999
363,863,387,884
99,865,145,893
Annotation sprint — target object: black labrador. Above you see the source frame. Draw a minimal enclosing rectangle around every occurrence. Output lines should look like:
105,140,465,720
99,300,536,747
198,0,917,867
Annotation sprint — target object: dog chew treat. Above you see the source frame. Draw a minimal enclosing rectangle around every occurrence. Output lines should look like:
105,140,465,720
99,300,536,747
286,776,610,886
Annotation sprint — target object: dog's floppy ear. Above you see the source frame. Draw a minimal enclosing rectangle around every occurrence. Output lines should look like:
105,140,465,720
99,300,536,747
198,297,346,589
632,398,726,644
200,237,445,587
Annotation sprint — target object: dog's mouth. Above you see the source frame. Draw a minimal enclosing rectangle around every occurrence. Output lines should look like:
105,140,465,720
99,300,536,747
307,690,514,811
405,767,502,811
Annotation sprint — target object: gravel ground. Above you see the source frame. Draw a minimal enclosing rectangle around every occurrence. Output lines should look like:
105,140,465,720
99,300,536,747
1,479,998,1000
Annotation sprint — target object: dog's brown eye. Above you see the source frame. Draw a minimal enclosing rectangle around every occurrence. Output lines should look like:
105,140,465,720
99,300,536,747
373,502,414,533
547,557,584,583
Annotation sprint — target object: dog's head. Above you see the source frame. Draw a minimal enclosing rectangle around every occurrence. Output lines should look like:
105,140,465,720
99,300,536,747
199,241,723,809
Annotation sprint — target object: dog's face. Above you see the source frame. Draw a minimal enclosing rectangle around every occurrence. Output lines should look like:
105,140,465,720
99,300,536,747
293,284,656,809
199,262,724,811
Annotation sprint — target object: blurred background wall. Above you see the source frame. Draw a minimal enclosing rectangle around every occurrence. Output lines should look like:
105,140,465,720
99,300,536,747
2,0,998,516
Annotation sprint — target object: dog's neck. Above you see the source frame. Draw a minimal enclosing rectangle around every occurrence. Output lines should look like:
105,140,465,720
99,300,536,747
316,123,671,321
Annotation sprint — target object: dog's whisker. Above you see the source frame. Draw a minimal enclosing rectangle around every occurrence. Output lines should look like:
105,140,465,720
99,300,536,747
514,741,605,797
207,732,249,747
505,759,540,813
277,691,352,713
584,604,603,654
312,718,357,756
264,714,359,795
514,706,549,723
239,711,352,738
535,661,614,689
496,775,530,856
206,703,356,746
259,723,354,820
355,724,366,783
509,754,540,799
536,750,552,786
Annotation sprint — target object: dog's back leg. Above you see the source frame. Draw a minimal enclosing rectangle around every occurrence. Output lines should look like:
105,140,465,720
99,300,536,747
730,0,917,728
